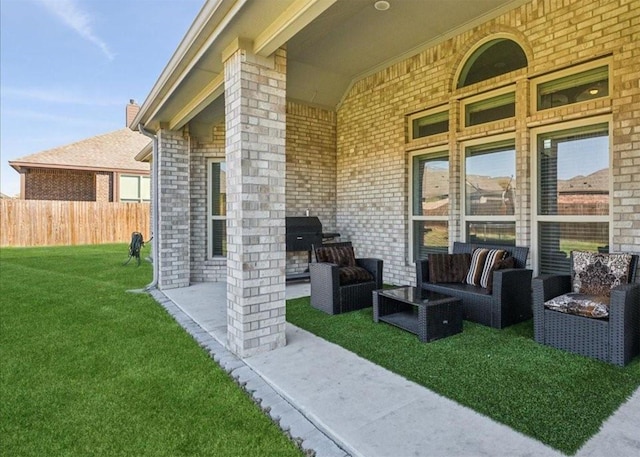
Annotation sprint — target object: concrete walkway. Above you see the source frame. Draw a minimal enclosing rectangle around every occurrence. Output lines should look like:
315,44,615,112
151,282,640,457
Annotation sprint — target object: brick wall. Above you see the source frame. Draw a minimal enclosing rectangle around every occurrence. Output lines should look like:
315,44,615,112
95,172,112,202
285,102,337,274
337,0,640,285
190,125,227,282
187,103,337,279
157,129,190,289
24,168,96,201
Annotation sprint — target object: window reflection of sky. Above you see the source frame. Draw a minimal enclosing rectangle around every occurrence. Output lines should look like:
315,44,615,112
466,150,514,178
556,136,608,180
422,136,608,182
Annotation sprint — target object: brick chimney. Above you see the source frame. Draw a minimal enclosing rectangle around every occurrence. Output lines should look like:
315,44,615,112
126,99,140,127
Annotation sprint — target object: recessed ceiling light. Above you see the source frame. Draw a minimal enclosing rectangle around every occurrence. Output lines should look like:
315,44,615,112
374,1,390,11
589,88,599,95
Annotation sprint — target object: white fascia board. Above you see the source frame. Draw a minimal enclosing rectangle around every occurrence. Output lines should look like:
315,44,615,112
253,0,337,57
135,142,153,163
169,73,225,131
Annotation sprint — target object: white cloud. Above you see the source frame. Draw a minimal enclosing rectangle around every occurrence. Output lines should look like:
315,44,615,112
2,87,122,106
37,0,115,60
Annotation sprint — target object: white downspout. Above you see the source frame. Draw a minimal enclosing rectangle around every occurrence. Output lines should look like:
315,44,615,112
139,123,159,290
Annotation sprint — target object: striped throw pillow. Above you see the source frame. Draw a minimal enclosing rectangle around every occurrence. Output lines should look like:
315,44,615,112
479,249,508,289
465,248,489,286
465,248,507,288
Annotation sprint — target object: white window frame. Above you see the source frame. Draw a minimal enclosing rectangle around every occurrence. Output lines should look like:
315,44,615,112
409,146,449,263
207,158,226,259
530,115,613,276
461,133,517,242
530,57,612,113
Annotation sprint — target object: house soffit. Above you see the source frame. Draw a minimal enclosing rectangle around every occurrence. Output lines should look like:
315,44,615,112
136,0,530,133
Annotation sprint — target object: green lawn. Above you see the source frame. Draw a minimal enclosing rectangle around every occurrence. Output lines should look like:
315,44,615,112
286,297,640,455
0,245,303,457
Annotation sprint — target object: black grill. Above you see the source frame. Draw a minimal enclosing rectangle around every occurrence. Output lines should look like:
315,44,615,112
285,216,340,281
285,216,323,252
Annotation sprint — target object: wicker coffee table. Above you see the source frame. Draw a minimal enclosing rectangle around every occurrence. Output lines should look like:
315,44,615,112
373,286,462,342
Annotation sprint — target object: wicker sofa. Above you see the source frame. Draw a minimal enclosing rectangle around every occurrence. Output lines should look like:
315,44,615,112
533,251,639,366
309,242,383,315
415,242,532,329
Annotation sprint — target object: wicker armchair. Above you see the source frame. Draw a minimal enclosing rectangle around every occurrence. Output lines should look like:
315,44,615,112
533,252,639,366
309,242,383,315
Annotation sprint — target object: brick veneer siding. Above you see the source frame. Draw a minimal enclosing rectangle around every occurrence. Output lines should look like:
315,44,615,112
190,102,336,282
190,125,227,282
157,129,190,289
95,172,112,202
224,46,287,357
285,102,337,274
336,0,640,285
188,103,337,280
24,168,97,201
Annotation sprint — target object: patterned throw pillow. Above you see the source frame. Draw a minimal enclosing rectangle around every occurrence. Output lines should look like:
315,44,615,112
428,253,472,283
571,251,632,297
315,245,356,267
465,248,507,287
544,292,609,319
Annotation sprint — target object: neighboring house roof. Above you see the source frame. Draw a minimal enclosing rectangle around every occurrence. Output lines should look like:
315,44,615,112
9,128,151,174
0,192,14,199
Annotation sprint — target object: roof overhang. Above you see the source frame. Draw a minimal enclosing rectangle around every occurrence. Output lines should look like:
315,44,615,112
9,161,149,175
131,0,336,134
135,142,153,163
132,0,530,136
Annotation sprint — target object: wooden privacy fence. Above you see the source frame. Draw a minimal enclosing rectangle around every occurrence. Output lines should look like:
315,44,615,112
0,200,150,247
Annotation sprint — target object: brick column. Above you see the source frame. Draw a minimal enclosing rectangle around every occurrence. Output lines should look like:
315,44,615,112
95,172,111,202
157,128,190,289
223,41,287,357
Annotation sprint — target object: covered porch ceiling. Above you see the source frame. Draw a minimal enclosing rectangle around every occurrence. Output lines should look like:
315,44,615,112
133,0,529,134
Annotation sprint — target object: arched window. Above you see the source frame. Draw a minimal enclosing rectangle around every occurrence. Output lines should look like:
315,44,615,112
457,39,527,88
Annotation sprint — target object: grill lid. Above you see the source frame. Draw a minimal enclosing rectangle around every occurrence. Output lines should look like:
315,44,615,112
285,216,322,233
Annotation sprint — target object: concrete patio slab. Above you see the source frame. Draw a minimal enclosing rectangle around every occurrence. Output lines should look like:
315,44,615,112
157,282,639,457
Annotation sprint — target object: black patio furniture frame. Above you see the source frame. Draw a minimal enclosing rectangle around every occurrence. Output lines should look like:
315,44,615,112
532,253,639,366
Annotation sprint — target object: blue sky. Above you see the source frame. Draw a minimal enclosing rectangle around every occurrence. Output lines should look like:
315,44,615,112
0,0,203,196
0,0,611,197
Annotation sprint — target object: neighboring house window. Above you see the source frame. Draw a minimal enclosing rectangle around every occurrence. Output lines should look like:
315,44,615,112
120,175,150,202
208,159,227,258
534,119,610,274
463,137,516,245
411,150,449,261
457,38,527,88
